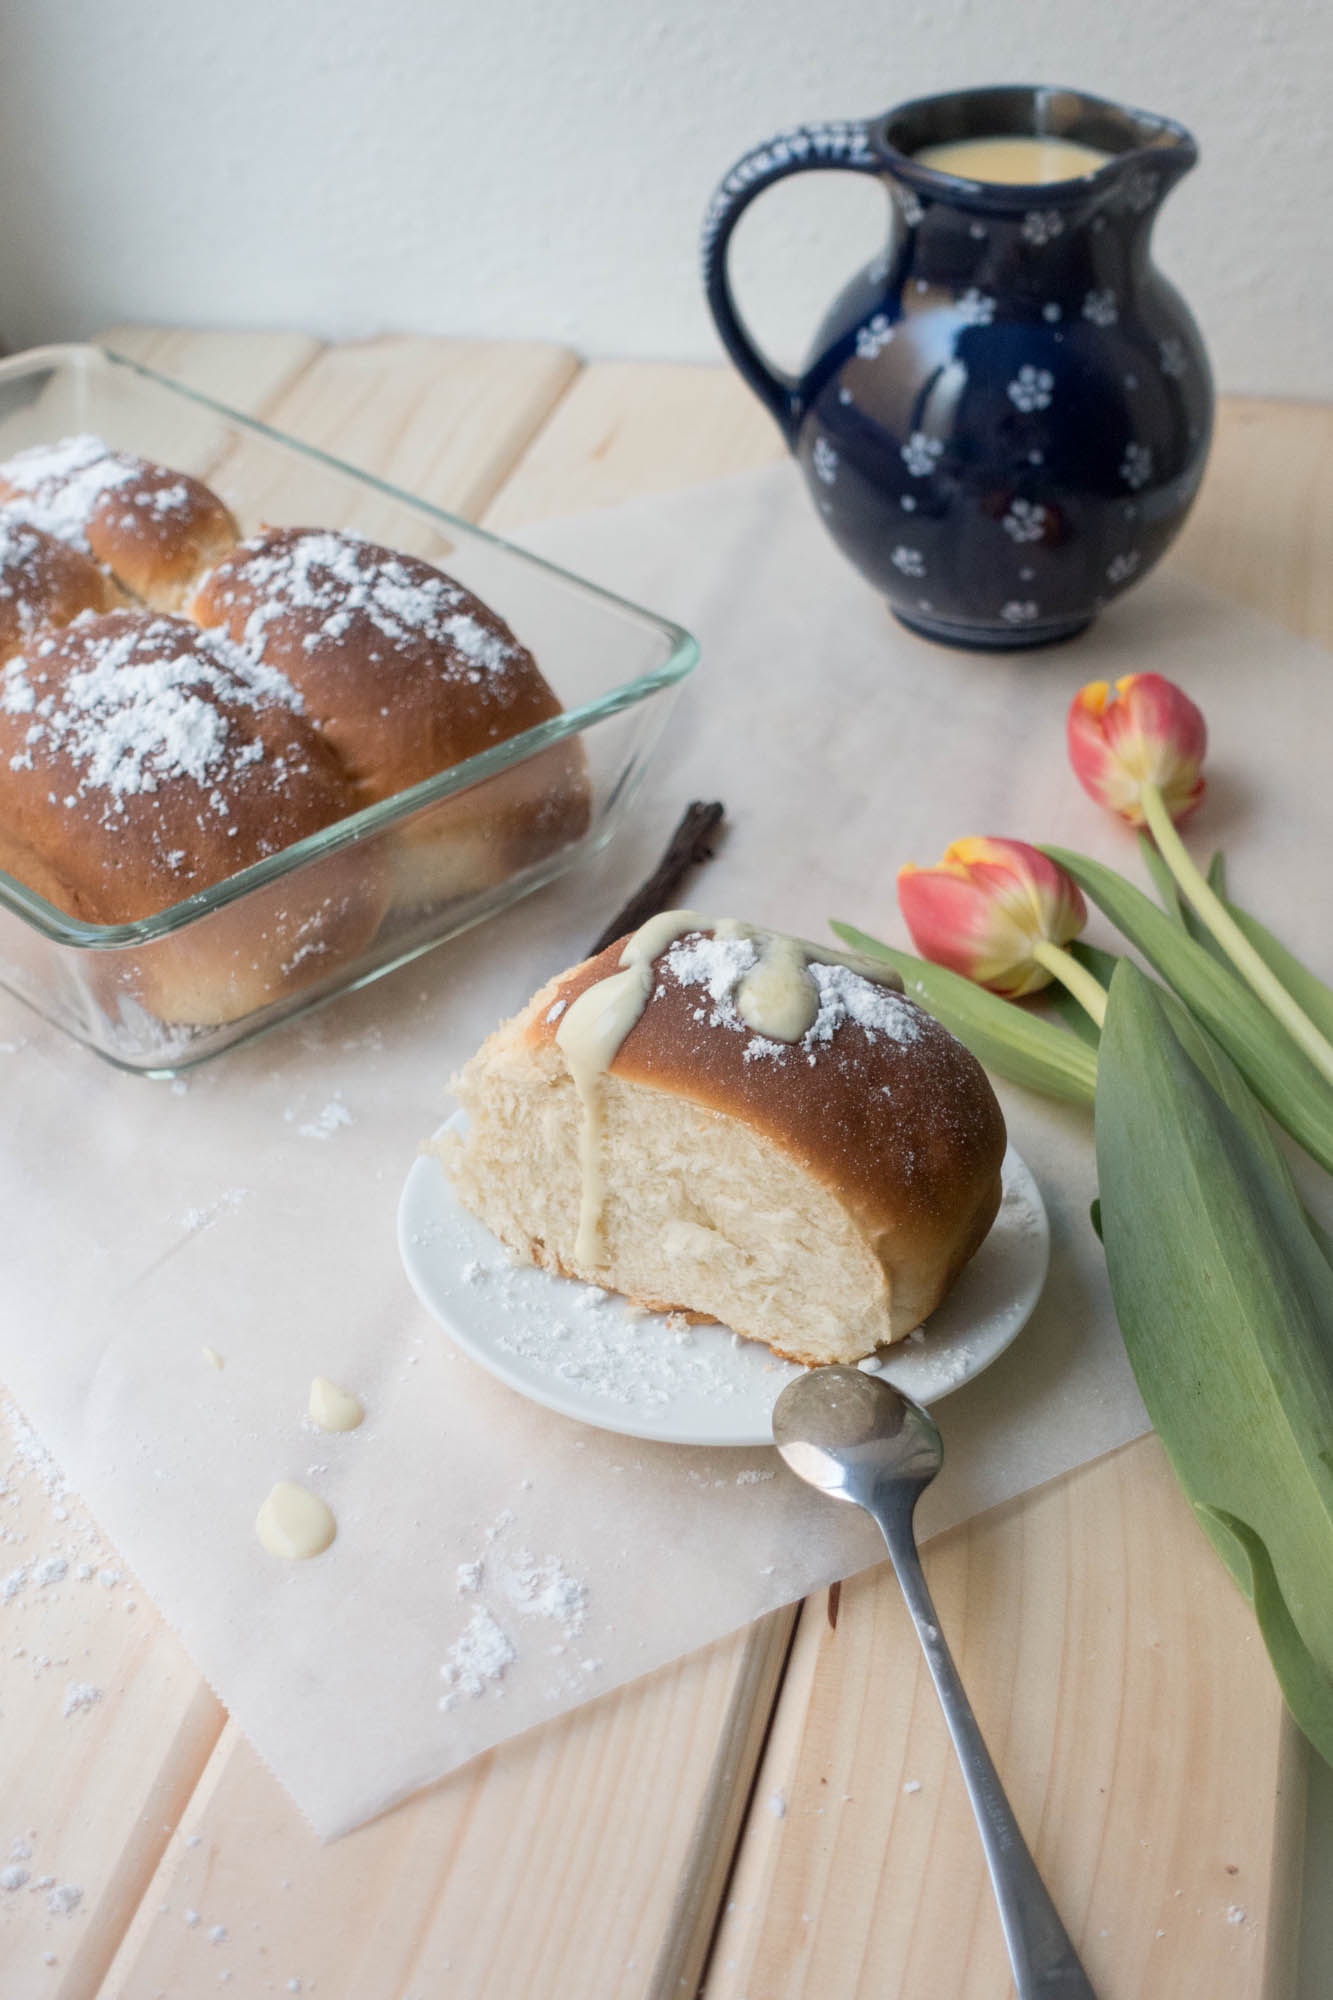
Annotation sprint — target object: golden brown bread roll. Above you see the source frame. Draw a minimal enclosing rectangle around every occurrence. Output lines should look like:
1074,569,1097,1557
0,434,238,611
0,610,383,1021
0,517,122,664
190,525,591,903
189,527,565,800
444,916,1006,1364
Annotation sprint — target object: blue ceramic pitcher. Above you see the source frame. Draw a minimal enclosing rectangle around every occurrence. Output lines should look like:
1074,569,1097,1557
703,86,1212,650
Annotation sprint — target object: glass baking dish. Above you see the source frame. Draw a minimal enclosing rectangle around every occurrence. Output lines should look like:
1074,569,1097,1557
0,345,698,1074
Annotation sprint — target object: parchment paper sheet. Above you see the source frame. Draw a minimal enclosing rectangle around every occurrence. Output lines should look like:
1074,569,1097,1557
2,462,1330,1837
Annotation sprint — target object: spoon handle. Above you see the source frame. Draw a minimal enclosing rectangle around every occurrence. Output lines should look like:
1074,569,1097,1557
869,1487,1098,1999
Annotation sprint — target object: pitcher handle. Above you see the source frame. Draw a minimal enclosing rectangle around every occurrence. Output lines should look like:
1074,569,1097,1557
701,119,885,444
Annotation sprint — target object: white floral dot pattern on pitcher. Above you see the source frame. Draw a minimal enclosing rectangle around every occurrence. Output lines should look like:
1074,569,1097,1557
1159,337,1187,378
901,432,943,477
856,314,894,361
1007,366,1054,414
956,289,996,327
1042,303,1062,323
1001,601,1040,625
1082,289,1118,327
899,189,924,226
1003,499,1047,544
1120,442,1153,490
699,120,877,263
1107,551,1142,583
812,438,839,485
1022,210,1063,246
891,545,926,577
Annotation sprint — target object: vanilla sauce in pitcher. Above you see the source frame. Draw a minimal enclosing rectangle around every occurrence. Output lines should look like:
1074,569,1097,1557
913,135,1111,183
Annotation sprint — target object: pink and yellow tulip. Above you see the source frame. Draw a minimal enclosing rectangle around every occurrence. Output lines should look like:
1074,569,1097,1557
1067,670,1333,1084
897,837,1091,1002
1067,672,1206,828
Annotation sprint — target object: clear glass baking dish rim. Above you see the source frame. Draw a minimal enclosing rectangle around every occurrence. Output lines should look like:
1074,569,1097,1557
0,343,701,952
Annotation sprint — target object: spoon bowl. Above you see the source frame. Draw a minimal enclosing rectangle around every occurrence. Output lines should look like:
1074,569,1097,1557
772,1365,942,1504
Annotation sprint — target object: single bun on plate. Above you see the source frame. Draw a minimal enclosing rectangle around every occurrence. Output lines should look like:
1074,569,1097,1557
0,610,383,1021
0,518,122,663
0,434,238,611
444,915,1006,1365
189,527,591,902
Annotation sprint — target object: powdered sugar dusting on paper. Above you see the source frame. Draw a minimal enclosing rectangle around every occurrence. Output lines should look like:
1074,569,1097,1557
295,1096,353,1141
180,1187,250,1236
500,1551,587,1635
439,1606,516,1703
439,1506,599,1711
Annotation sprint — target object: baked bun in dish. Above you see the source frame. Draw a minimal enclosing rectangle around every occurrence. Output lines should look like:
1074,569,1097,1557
0,433,239,611
443,914,1006,1365
0,611,382,1021
0,518,122,664
190,526,574,803
0,440,590,1028
189,526,592,904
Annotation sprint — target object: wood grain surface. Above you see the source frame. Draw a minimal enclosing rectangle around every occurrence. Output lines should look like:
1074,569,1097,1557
0,336,1326,2000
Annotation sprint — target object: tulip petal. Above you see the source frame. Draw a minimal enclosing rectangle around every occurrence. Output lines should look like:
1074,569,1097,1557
1068,672,1207,826
898,837,1086,998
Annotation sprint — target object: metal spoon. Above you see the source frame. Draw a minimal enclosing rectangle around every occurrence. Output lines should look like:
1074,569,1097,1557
773,1365,1097,2000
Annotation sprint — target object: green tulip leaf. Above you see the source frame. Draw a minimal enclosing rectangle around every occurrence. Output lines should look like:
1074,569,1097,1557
1194,1505,1333,1769
1148,981,1333,1271
1047,846,1333,1173
829,924,1097,1104
1097,961,1333,1760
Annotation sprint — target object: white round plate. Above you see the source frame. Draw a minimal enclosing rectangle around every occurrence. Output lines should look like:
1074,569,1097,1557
399,1115,1049,1448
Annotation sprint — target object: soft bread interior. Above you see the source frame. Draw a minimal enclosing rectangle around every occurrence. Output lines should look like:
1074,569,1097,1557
446,1034,897,1366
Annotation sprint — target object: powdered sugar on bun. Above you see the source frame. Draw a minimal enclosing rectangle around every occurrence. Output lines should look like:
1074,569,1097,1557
0,611,356,917
0,435,137,549
191,527,564,805
662,929,925,1064
0,434,239,612
0,519,121,663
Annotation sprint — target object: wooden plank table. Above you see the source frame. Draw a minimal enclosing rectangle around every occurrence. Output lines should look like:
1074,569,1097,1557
0,330,1326,2000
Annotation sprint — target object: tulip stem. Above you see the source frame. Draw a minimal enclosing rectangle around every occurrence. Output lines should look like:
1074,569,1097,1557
1141,781,1333,1087
1032,941,1108,1027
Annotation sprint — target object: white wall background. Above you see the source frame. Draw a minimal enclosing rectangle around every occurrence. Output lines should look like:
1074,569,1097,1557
0,0,1328,397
